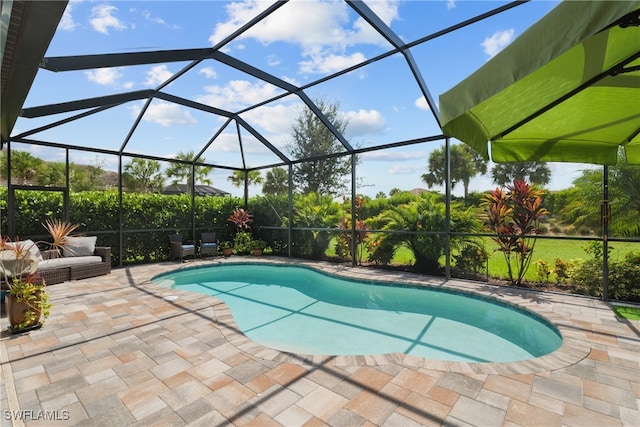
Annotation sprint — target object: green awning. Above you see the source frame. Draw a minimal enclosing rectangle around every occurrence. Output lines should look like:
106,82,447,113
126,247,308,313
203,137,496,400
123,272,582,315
439,1,640,165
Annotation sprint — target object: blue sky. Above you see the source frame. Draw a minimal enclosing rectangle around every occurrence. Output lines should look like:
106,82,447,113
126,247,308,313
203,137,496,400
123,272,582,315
14,0,591,198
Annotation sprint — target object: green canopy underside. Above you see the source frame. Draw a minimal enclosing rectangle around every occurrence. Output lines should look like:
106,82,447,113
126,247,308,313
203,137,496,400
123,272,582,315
440,1,640,165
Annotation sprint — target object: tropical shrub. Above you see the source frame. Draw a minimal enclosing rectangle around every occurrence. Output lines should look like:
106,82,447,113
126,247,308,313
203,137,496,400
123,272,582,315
534,259,551,282
454,244,489,276
335,195,370,264
568,243,640,301
554,258,572,283
483,179,549,286
359,191,419,219
285,193,341,259
368,193,480,273
248,195,290,256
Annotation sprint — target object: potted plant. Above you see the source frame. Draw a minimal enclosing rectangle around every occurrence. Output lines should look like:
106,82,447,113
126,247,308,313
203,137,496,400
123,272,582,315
233,231,253,255
251,240,267,256
5,274,52,332
220,241,233,257
1,219,78,333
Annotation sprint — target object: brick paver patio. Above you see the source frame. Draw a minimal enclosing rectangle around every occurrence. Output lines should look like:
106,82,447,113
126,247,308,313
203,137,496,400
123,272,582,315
1,257,638,426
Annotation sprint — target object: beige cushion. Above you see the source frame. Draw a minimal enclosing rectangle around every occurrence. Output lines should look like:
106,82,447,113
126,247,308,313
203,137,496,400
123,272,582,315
63,236,97,257
37,256,102,271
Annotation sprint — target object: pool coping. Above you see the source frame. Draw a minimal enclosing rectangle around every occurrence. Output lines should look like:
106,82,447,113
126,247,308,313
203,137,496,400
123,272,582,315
151,257,591,375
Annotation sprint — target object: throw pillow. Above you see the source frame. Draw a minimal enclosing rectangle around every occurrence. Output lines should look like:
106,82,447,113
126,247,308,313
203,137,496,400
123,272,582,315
4,239,43,262
63,236,97,257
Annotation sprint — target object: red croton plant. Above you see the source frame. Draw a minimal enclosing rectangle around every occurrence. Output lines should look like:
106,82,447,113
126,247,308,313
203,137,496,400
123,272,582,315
228,208,253,231
483,179,549,286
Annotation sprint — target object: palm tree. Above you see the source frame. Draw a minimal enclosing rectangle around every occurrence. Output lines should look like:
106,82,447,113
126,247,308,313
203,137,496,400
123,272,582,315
422,144,487,200
165,150,213,195
227,170,263,189
123,158,165,193
491,162,551,187
36,161,66,187
7,150,44,184
262,167,288,195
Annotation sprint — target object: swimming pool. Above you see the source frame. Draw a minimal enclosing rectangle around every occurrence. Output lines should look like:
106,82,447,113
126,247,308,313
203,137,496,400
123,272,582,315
152,263,562,362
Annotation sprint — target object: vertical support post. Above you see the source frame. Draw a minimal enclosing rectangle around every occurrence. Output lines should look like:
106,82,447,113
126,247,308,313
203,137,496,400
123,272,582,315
351,154,357,267
602,165,609,301
243,170,249,209
64,148,70,221
444,138,452,280
6,141,14,237
190,163,196,240
288,163,293,259
118,154,124,267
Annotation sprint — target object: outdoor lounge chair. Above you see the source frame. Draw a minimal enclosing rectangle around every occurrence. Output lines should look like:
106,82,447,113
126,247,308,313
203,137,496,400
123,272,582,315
168,234,195,262
199,232,218,258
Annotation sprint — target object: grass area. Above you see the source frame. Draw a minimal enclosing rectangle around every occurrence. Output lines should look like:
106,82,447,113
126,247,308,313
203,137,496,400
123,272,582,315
612,305,640,320
388,238,638,282
486,238,639,282
329,236,638,284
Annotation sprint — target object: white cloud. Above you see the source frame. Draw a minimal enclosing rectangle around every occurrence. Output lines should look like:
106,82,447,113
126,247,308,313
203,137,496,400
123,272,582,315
208,0,272,46
59,1,79,31
210,0,349,48
197,80,282,111
267,55,281,67
207,133,247,153
142,10,164,25
482,29,514,59
209,0,399,74
90,4,127,34
240,104,296,136
198,67,217,79
446,0,456,10
85,68,122,85
204,132,276,157
415,96,429,111
351,1,400,45
281,75,302,86
361,150,426,162
299,52,367,75
343,109,385,137
130,101,197,127
144,65,174,87
141,9,180,29
389,164,419,174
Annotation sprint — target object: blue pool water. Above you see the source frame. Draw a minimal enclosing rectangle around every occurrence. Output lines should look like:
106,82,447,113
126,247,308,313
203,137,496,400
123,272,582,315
152,263,562,362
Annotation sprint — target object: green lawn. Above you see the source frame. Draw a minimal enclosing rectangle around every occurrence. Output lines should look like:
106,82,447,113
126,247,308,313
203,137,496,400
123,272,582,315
486,238,639,282
612,305,640,320
331,236,639,284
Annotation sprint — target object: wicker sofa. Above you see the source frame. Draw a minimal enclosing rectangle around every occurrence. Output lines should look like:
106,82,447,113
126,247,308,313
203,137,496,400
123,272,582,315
2,236,111,286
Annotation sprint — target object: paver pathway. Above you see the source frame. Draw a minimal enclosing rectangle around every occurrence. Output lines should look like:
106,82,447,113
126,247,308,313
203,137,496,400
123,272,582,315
1,258,638,426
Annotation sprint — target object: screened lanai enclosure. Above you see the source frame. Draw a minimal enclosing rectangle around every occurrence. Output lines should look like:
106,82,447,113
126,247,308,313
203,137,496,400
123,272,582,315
2,0,639,301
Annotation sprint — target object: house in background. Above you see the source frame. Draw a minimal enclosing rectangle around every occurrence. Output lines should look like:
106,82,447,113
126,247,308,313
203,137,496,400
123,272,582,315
162,184,231,197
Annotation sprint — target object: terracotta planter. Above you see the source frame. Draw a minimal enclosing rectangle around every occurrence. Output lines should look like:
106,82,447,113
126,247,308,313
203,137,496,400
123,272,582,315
6,294,43,333
252,249,263,256
222,248,233,257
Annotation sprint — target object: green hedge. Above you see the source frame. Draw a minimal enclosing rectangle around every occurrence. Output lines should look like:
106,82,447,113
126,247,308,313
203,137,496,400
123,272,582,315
0,188,246,264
